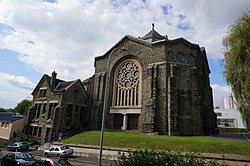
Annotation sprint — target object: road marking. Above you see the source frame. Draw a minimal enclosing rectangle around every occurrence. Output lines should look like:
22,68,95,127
243,133,250,142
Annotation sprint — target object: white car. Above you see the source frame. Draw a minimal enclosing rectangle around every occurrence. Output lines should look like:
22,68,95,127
44,145,74,157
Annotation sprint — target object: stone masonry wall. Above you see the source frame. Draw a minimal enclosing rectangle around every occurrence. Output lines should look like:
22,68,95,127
91,37,216,135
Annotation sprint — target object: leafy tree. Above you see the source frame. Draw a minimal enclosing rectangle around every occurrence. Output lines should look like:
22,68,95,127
223,11,250,130
0,108,6,112
6,108,15,112
0,108,14,112
14,99,32,116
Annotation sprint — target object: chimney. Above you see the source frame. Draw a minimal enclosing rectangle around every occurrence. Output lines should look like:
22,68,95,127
51,71,57,90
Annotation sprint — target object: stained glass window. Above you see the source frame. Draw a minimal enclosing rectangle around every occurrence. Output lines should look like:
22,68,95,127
113,60,141,107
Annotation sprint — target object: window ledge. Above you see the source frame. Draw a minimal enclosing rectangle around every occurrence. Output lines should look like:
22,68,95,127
110,108,141,114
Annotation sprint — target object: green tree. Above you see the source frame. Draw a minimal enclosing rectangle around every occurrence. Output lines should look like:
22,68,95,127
14,99,32,116
0,108,6,112
223,11,250,130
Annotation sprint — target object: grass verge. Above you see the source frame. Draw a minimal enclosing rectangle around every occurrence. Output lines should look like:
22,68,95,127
62,131,250,156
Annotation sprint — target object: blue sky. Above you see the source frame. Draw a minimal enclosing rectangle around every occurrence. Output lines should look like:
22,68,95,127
0,0,249,109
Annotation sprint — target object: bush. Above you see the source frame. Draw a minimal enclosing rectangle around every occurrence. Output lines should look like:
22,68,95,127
13,133,39,145
114,149,218,166
218,127,247,133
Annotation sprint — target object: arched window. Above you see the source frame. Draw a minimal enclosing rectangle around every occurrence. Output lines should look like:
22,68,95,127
113,60,141,107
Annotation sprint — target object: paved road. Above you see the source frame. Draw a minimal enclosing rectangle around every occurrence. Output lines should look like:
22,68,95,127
0,149,114,166
210,132,250,142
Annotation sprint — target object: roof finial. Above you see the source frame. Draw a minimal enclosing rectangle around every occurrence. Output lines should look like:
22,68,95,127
152,23,154,30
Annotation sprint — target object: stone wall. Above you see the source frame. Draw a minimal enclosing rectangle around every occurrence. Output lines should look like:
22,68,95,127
82,35,217,136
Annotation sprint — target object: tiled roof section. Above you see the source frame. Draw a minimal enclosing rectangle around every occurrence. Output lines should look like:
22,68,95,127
0,112,25,122
53,81,74,93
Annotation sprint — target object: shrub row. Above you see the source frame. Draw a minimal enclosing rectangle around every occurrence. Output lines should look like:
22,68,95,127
13,133,39,145
114,149,218,166
218,127,247,133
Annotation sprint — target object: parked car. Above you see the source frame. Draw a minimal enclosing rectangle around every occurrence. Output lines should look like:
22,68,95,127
34,157,73,166
7,142,30,151
44,145,74,157
1,152,37,166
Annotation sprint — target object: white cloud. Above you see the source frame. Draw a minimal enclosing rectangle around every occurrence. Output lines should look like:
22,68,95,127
0,72,35,108
167,0,249,58
211,84,231,109
1,1,249,77
0,0,249,108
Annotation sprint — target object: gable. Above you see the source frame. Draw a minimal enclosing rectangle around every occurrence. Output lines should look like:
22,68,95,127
31,74,65,95
61,79,88,99
170,37,200,49
31,74,51,95
166,38,208,68
60,79,88,105
95,35,155,63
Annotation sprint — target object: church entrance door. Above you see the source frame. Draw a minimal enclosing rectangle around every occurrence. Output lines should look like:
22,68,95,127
128,114,139,130
113,114,123,129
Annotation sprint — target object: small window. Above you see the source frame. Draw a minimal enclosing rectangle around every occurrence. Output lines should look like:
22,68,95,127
35,104,42,119
216,113,222,117
1,122,9,128
39,88,47,98
176,52,186,62
74,89,79,96
42,103,47,115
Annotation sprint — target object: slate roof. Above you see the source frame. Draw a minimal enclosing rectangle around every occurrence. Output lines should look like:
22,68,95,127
142,29,165,40
0,112,25,122
53,81,74,93
141,24,165,41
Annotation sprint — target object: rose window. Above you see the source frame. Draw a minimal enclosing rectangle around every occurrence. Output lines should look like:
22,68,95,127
113,60,141,106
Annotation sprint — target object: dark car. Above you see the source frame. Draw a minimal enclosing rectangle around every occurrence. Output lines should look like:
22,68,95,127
34,157,73,166
1,152,37,166
7,142,30,151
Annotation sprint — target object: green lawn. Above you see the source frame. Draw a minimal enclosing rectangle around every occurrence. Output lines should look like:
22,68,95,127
62,131,250,156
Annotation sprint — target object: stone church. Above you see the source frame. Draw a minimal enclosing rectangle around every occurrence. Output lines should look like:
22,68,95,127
27,25,217,143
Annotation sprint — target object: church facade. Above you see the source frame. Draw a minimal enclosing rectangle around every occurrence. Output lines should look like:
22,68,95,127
27,26,217,142
85,26,217,136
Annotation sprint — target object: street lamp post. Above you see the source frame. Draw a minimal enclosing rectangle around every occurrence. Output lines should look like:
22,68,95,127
98,47,127,166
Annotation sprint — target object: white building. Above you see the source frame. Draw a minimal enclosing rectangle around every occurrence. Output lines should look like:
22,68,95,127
224,95,236,109
214,96,246,129
214,109,245,128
